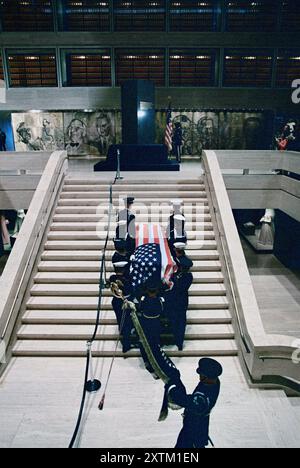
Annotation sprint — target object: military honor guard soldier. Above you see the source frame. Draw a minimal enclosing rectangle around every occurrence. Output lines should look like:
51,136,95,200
168,358,223,448
164,254,193,350
166,200,187,260
116,196,136,255
112,238,131,276
109,254,134,353
138,279,165,379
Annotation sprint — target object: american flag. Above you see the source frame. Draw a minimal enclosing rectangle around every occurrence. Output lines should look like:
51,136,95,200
131,223,176,290
164,104,173,151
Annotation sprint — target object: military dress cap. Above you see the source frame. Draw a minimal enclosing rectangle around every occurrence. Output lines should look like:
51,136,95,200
178,255,193,269
113,261,129,268
124,196,135,204
196,358,223,379
171,199,183,207
174,241,187,250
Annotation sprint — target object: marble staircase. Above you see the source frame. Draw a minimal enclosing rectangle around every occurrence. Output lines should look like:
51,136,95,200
12,176,237,358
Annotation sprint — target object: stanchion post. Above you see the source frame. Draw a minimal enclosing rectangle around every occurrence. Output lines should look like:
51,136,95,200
116,149,123,180
86,342,101,393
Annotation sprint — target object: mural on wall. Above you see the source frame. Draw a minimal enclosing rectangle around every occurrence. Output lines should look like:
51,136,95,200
12,112,64,152
156,110,272,155
11,109,273,157
155,111,166,146
218,112,270,150
64,111,119,157
193,111,219,152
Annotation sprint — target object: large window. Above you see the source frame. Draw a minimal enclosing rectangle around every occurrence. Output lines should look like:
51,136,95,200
225,1,277,32
115,50,165,86
224,50,273,87
61,0,110,31
169,0,218,31
8,52,57,87
0,0,54,31
113,0,165,31
169,49,216,87
280,0,300,32
276,50,300,88
65,52,112,86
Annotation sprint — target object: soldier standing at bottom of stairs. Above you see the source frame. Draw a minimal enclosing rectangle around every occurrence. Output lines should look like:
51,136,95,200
167,358,223,448
108,258,134,354
139,279,165,379
164,255,193,351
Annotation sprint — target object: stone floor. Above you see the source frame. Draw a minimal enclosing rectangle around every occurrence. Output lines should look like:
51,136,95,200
0,356,300,448
241,238,300,339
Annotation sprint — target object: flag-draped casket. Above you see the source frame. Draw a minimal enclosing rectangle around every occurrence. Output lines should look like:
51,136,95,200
131,223,176,293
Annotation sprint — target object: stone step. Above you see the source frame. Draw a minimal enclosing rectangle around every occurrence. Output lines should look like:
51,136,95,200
60,192,207,200
65,178,204,186
33,271,224,284
44,238,217,251
30,283,227,297
46,230,216,241
40,249,219,261
55,206,211,215
12,338,238,357
26,296,229,310
22,308,232,325
38,260,222,272
52,214,212,223
57,199,209,206
62,185,206,193
50,219,212,230
17,324,235,341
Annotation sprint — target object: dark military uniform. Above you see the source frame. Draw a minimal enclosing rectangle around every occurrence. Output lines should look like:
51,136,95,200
173,123,183,162
116,197,136,255
109,268,134,353
167,212,187,260
168,358,222,448
111,251,131,278
139,295,164,376
164,256,193,350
